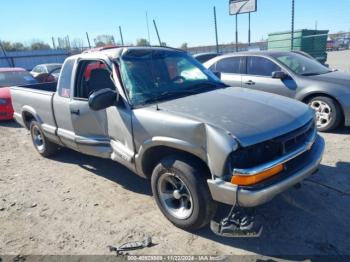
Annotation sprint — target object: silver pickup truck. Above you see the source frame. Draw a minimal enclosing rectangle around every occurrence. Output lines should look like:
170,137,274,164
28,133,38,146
11,46,325,235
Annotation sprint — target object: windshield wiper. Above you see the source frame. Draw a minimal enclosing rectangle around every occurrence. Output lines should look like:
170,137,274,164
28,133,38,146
187,81,227,91
140,90,187,105
139,81,226,106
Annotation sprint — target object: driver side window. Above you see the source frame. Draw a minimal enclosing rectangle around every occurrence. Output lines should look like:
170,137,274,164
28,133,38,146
74,60,115,100
247,56,281,77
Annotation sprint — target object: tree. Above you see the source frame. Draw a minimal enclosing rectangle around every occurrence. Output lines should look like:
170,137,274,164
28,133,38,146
180,43,188,50
94,35,115,47
136,38,150,46
71,38,85,50
31,41,51,50
12,42,27,51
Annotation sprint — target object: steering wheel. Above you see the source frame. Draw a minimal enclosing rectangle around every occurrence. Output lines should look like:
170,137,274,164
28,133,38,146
171,75,186,83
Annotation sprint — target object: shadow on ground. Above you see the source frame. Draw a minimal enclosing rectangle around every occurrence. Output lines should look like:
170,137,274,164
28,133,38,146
196,162,350,258
0,120,21,128
50,147,152,196
332,126,350,135
48,145,350,258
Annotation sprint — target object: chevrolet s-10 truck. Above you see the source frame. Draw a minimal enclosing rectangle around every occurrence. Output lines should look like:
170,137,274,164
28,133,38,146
10,46,325,235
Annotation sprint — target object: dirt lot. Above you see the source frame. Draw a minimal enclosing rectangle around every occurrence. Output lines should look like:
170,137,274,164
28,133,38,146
327,50,350,72
0,120,350,258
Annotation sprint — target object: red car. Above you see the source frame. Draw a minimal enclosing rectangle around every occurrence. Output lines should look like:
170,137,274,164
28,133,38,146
0,68,37,120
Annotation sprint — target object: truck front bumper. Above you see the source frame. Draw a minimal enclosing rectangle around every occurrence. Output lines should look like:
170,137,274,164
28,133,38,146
207,135,325,207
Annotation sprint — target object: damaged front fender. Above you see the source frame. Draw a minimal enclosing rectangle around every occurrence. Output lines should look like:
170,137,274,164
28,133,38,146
133,107,238,178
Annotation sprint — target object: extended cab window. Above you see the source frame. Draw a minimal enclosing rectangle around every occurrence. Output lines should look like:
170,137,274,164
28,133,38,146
247,56,281,77
58,58,75,98
74,60,115,99
215,57,241,74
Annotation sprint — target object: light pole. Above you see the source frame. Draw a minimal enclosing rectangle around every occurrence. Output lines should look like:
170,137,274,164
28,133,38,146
291,0,295,50
214,6,219,53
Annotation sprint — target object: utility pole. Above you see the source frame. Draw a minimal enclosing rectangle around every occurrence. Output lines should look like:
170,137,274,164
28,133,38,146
213,6,219,53
235,14,238,52
248,13,251,46
119,26,124,46
52,37,56,49
291,0,295,51
153,19,162,46
146,11,151,45
86,32,92,49
0,41,13,67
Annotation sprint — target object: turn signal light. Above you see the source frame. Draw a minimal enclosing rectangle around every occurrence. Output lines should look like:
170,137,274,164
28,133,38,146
231,164,284,186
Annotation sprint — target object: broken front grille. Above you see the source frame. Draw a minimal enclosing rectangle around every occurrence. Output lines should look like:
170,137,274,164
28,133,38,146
231,120,315,169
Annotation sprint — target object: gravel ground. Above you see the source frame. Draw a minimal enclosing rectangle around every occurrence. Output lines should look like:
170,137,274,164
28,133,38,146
0,120,350,259
327,50,350,72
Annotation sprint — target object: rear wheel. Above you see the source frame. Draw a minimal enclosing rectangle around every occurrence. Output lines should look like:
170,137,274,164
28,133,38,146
308,96,342,132
151,155,217,230
30,121,59,157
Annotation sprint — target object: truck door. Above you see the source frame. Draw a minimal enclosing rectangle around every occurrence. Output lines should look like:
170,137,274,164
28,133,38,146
242,56,297,98
69,60,115,158
54,57,79,150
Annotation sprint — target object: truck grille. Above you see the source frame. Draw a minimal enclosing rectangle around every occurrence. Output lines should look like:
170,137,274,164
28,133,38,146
231,120,315,169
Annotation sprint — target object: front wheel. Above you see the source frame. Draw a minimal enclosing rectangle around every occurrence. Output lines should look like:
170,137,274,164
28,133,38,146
308,96,342,132
30,121,59,157
151,155,217,231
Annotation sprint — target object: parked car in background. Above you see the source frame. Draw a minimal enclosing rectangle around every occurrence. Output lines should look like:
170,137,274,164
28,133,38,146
205,51,350,132
30,63,62,81
0,67,37,120
10,47,324,234
327,39,339,52
193,52,221,63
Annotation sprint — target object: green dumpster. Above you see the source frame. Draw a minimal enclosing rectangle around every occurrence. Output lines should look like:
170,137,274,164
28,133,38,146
268,29,329,64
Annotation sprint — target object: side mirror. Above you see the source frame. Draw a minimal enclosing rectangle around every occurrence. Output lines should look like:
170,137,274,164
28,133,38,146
88,88,118,111
272,71,288,79
213,71,221,79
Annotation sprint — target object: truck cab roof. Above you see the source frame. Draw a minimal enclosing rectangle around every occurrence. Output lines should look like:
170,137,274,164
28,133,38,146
76,46,185,61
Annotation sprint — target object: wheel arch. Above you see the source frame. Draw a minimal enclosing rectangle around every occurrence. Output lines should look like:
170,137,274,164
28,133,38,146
21,106,42,130
300,92,345,123
137,142,211,179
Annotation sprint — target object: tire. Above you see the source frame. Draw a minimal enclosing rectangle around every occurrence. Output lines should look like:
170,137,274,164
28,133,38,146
30,121,59,157
308,96,342,132
151,155,217,231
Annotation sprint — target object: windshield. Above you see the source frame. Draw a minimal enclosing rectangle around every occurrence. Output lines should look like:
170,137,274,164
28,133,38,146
0,71,38,87
120,49,224,106
46,65,62,73
271,52,331,76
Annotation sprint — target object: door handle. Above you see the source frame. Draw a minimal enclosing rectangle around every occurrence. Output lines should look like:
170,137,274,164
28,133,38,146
70,109,80,116
244,80,255,86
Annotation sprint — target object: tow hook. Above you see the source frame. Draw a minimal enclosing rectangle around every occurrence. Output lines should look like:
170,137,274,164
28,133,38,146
210,207,263,238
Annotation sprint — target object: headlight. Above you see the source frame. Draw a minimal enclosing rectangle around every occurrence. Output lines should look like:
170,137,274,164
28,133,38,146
0,98,8,105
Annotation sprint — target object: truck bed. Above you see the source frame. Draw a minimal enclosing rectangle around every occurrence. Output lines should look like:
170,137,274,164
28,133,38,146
10,82,58,130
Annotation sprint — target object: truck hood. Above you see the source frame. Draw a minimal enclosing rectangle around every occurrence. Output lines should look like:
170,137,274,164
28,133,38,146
158,87,314,147
307,71,350,89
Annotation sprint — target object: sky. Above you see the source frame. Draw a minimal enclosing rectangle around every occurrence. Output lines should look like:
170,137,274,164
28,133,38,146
1,0,350,48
